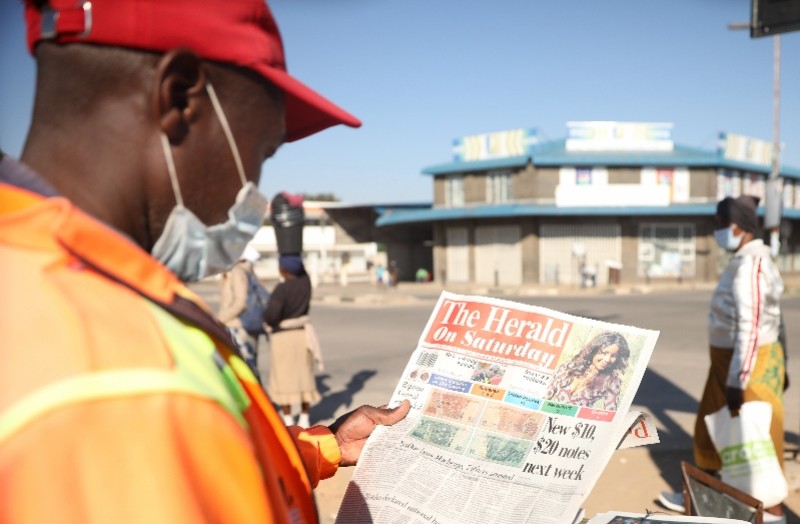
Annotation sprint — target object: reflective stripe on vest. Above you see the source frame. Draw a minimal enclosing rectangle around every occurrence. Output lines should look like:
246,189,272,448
0,300,251,443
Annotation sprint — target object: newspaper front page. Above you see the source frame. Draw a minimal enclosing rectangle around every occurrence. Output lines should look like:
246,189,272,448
336,292,659,524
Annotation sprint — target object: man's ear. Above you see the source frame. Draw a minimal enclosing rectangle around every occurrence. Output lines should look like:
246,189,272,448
152,48,206,144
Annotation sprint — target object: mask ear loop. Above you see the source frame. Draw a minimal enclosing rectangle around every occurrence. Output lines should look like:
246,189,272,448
206,82,248,187
160,132,185,208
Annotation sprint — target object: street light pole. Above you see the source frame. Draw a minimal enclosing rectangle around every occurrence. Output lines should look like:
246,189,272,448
728,23,782,255
766,34,782,255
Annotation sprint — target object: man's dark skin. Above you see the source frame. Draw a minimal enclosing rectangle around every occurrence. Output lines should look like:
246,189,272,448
21,41,409,466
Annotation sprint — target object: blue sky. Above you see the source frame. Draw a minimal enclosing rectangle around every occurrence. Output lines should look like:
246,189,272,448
2,0,799,204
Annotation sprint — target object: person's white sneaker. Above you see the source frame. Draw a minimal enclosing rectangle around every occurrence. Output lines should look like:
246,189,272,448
282,413,295,426
657,491,685,512
763,513,786,524
297,413,310,427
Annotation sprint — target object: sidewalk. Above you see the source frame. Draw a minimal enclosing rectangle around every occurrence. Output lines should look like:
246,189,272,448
309,271,800,305
308,279,717,306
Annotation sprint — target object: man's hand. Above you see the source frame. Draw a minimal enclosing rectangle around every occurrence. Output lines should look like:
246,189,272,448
328,400,411,466
725,386,744,416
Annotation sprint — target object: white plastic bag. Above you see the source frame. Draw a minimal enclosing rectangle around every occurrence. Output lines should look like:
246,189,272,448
704,401,788,507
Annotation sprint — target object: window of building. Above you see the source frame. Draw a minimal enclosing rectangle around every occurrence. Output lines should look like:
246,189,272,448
642,167,690,202
716,169,738,200
638,223,696,278
559,167,608,187
576,168,592,186
742,172,765,201
782,179,794,209
444,175,464,207
486,170,512,203
795,182,800,210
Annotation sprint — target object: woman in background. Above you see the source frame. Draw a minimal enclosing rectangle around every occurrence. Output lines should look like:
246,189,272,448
698,195,785,519
264,254,322,427
661,195,785,521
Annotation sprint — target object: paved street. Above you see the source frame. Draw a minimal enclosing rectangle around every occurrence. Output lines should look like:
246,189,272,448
192,281,800,522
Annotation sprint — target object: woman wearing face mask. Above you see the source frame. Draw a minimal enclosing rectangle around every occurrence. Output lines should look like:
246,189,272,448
662,195,786,520
545,331,630,412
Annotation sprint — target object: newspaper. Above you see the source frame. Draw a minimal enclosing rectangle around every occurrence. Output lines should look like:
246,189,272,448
586,511,750,523
336,292,660,524
618,411,660,450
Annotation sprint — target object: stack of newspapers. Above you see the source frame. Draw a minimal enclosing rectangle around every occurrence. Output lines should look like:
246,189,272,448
586,513,750,523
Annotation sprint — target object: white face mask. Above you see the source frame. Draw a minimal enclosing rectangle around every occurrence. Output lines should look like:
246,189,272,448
151,82,268,282
713,226,744,252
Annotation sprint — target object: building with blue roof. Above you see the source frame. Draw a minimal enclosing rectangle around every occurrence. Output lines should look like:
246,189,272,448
377,122,800,287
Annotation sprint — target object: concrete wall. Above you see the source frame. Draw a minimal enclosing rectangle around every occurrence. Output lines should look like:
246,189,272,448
520,218,539,283
527,166,560,201
608,168,641,184
333,221,357,244
463,173,484,205
432,223,446,282
433,177,445,206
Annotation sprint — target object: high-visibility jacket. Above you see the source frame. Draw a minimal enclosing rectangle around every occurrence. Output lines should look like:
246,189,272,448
0,156,340,523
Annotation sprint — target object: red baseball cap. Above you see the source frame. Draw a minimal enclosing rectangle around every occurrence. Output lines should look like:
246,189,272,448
24,0,361,142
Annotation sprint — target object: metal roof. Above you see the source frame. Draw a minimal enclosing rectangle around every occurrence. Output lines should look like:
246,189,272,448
376,202,800,226
421,139,800,178
422,155,530,175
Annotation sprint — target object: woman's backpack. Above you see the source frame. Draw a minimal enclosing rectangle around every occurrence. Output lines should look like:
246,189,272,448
239,270,270,336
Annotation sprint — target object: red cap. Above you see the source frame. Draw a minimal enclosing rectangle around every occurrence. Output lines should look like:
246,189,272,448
24,0,361,142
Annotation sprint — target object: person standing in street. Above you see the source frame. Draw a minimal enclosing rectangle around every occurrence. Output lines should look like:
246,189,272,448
0,1,409,522
265,254,321,427
218,245,264,373
660,195,785,521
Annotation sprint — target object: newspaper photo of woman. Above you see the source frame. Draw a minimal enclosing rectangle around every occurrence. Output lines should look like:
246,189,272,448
545,331,631,411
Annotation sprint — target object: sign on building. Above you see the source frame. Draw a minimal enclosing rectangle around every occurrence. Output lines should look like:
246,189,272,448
452,128,538,162
718,132,774,167
565,122,674,152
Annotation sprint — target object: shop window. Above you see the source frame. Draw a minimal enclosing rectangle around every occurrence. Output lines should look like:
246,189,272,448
742,172,765,201
717,169,736,200
576,168,592,186
642,167,689,202
638,223,696,278
782,179,794,209
486,171,512,203
445,175,464,207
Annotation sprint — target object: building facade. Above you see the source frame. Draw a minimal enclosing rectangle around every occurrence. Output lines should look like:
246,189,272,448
248,201,379,285
378,123,800,287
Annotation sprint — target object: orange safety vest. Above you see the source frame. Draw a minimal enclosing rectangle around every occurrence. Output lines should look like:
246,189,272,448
0,161,340,523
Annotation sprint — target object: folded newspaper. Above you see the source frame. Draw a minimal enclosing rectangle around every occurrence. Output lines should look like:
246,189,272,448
336,292,660,524
586,512,751,523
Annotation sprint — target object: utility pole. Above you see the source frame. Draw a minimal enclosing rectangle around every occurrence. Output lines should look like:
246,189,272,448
728,23,782,255
766,34,782,255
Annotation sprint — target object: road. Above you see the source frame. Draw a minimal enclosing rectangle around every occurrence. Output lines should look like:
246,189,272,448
193,282,800,522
